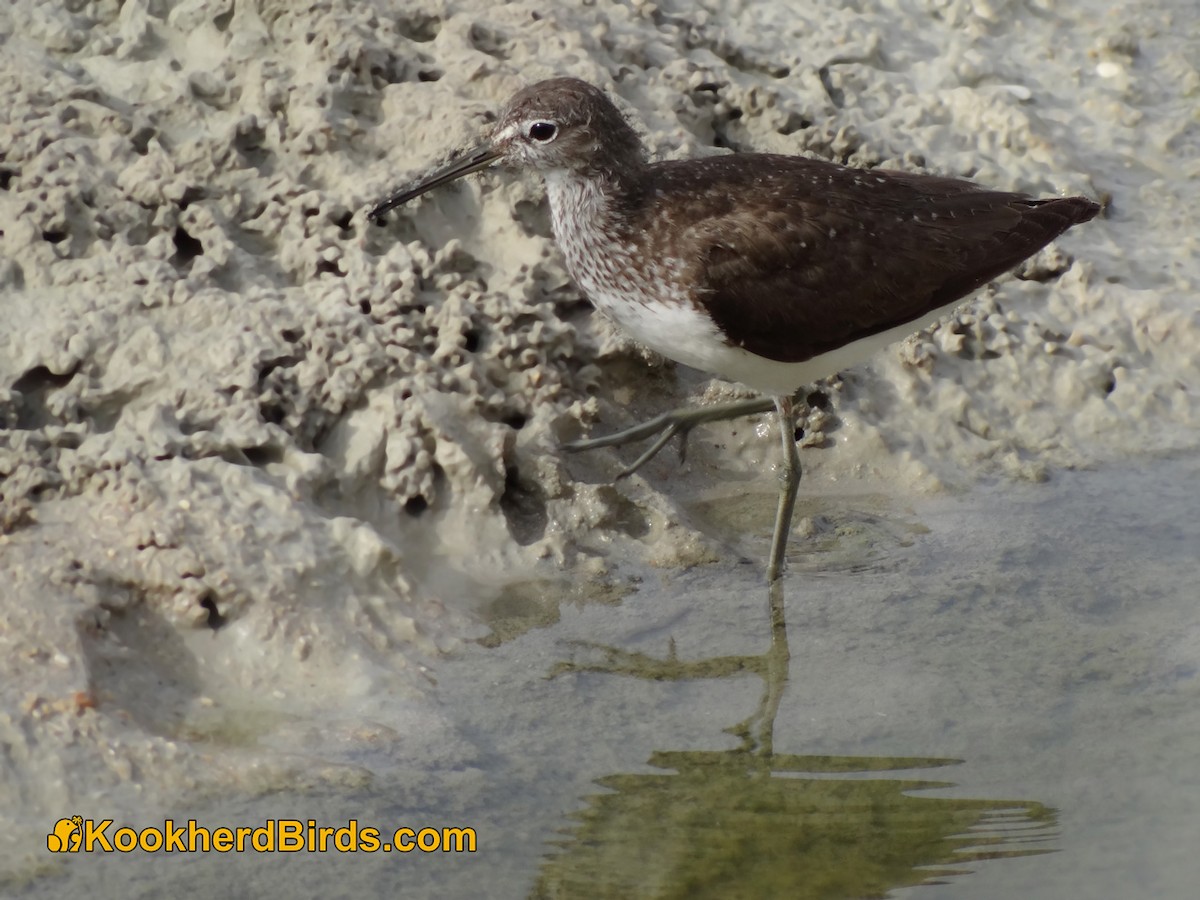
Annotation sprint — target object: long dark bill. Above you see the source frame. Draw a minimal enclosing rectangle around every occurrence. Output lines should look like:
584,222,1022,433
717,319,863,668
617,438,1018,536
367,143,502,223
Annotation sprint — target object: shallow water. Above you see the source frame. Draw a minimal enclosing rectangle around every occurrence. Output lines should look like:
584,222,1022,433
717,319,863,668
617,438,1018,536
19,453,1199,898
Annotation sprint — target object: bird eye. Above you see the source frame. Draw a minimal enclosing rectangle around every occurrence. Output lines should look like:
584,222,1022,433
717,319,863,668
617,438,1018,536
527,121,557,142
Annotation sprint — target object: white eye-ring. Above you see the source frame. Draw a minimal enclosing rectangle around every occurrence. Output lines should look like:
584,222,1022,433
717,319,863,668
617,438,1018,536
527,121,558,142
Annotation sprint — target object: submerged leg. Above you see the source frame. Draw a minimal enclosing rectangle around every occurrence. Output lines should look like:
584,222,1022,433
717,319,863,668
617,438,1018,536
562,396,777,478
766,395,801,584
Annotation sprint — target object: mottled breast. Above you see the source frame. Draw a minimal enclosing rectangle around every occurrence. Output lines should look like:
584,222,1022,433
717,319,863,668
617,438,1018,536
541,171,734,369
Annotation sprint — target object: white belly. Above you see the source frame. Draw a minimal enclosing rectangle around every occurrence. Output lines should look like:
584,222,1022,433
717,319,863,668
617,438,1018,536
579,260,967,397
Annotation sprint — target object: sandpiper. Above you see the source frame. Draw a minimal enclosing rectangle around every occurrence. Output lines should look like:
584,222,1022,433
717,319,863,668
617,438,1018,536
368,77,1100,583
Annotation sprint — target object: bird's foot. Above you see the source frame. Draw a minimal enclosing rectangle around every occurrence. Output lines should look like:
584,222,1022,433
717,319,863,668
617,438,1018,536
563,396,777,479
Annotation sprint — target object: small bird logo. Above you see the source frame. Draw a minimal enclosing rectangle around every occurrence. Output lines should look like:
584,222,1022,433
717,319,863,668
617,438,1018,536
46,816,83,852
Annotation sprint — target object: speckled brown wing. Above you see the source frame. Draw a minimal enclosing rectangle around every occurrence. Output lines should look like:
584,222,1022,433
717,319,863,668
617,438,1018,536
643,155,1099,364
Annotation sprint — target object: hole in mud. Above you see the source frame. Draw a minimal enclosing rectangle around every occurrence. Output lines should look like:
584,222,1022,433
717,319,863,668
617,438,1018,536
500,463,548,546
463,328,481,353
233,121,266,155
13,365,76,429
42,229,68,244
171,225,203,267
179,186,207,208
260,402,285,425
417,69,443,83
806,389,830,410
404,495,429,516
359,299,372,315
257,355,299,381
397,13,440,42
778,111,812,135
0,168,16,189
199,593,227,629
13,365,75,395
239,445,281,467
712,131,738,151
316,258,345,277
502,411,527,431
468,24,509,60
513,199,552,239
131,126,155,154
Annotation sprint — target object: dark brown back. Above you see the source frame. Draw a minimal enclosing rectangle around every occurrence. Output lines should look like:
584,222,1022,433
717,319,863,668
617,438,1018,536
628,155,1099,363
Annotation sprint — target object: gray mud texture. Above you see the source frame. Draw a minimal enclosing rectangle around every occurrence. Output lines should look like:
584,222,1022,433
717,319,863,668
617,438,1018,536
1,0,1198,897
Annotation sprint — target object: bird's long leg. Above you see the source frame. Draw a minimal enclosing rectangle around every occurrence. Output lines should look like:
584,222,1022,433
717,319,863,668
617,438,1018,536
766,395,801,583
563,396,777,479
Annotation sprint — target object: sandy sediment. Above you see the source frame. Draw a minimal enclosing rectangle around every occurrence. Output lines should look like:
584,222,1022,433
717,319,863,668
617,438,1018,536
0,0,1197,874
